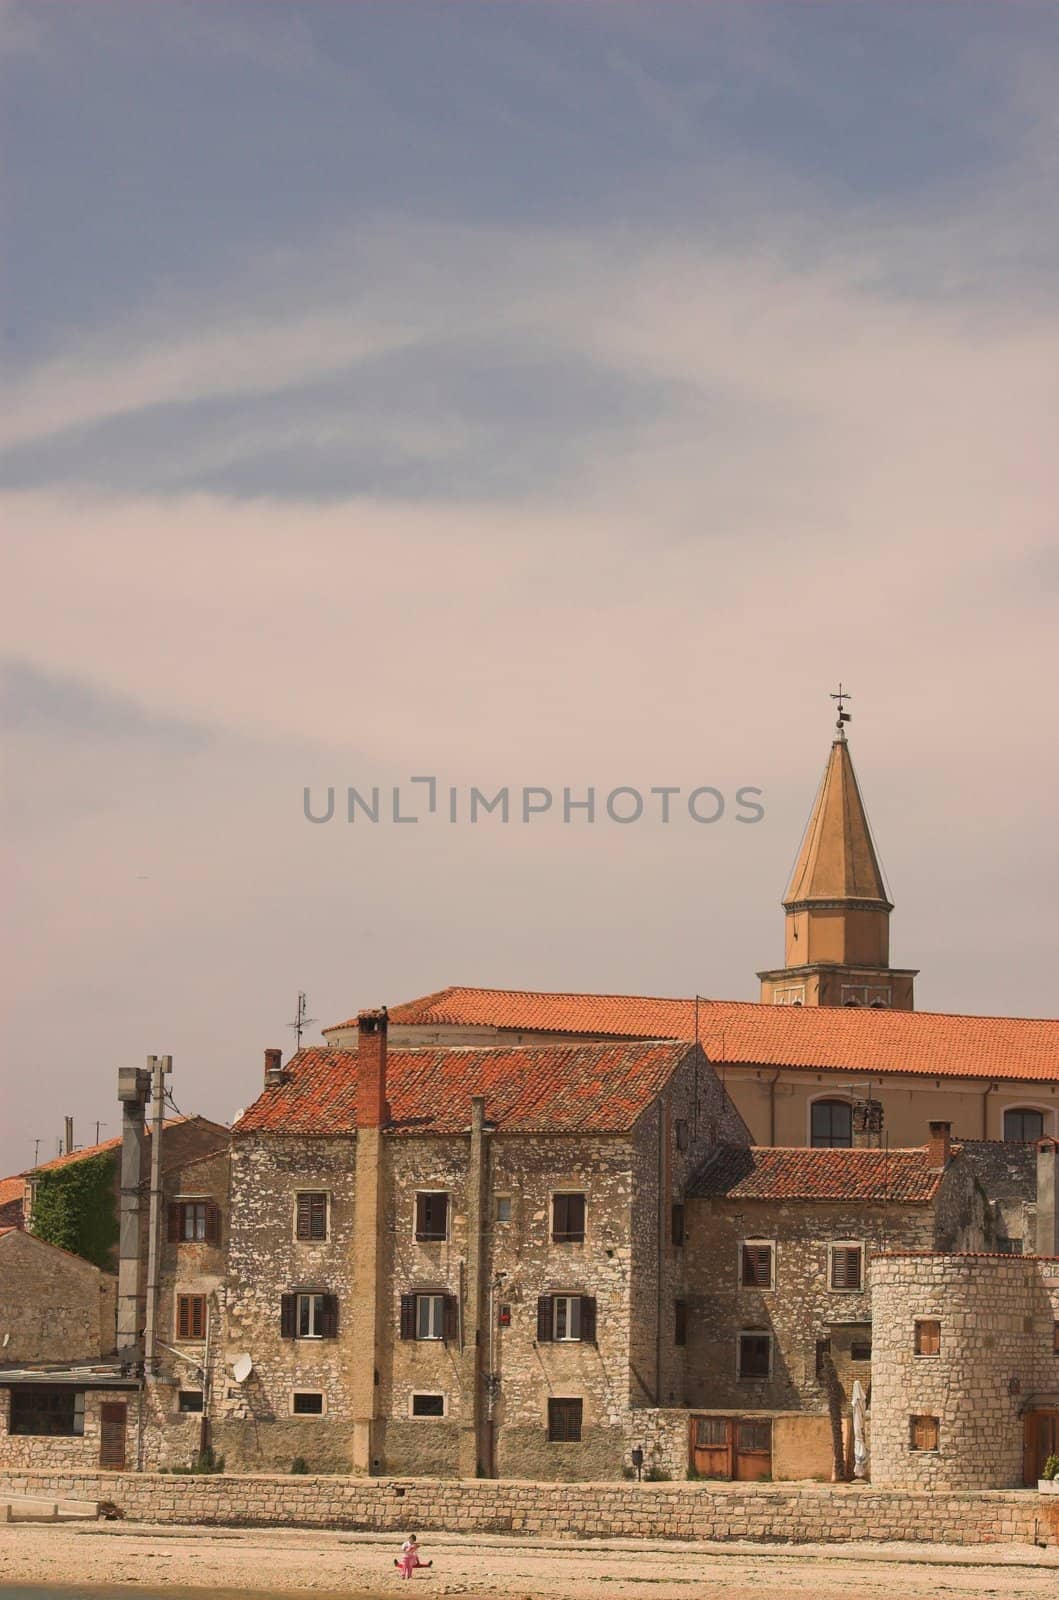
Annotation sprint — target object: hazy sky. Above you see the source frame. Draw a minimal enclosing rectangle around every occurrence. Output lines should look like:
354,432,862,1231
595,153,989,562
2,1,1057,1176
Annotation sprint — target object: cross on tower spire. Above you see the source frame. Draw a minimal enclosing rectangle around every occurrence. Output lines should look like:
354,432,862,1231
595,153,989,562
830,682,852,739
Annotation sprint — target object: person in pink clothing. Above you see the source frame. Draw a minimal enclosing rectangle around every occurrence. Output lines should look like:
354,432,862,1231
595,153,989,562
394,1534,432,1578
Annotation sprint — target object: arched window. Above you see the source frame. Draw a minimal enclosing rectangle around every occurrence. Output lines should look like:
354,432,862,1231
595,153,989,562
811,1099,852,1149
1003,1108,1045,1143
843,999,860,1007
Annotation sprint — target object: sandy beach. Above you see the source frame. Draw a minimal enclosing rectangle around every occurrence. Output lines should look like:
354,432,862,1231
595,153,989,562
2,1522,1058,1600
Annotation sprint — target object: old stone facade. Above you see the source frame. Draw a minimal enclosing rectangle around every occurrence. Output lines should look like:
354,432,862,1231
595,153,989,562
0,1229,116,1364
871,1252,1059,1489
211,1025,748,1479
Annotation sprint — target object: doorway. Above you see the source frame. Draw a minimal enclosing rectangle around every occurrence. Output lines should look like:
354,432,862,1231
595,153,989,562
690,1415,773,1481
1023,1409,1058,1485
99,1401,127,1471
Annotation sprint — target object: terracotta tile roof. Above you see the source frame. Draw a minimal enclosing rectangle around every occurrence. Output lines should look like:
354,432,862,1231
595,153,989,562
688,1143,949,1203
24,1118,189,1178
326,987,1058,1083
234,1040,691,1137
0,1174,26,1209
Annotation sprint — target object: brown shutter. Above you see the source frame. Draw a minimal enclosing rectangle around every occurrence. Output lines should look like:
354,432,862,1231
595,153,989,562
280,1293,297,1339
99,1402,127,1471
177,1297,190,1339
415,1194,428,1238
399,1293,416,1341
190,1296,205,1339
311,1193,326,1239
832,1247,862,1290
443,1295,458,1343
580,1296,597,1343
168,1203,181,1243
536,1296,553,1342
205,1204,221,1244
321,1294,339,1339
296,1193,311,1239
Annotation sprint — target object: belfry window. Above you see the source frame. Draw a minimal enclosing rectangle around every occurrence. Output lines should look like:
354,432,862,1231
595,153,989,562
811,1100,852,1149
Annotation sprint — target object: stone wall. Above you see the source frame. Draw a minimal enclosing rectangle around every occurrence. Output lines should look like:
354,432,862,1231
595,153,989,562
1,1467,1056,1545
0,1229,117,1363
0,1386,138,1472
871,1253,1059,1489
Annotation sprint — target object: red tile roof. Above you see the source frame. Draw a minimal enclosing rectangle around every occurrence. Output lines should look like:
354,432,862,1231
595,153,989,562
0,1174,25,1209
326,987,1058,1082
24,1118,189,1178
234,1040,691,1137
689,1144,949,1203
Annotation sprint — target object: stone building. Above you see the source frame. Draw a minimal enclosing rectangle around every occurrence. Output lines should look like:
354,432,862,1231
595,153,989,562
0,1228,116,1364
214,1014,748,1479
871,1137,1059,1490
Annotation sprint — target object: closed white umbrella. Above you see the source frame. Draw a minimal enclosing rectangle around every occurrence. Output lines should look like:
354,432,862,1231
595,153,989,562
851,1379,869,1480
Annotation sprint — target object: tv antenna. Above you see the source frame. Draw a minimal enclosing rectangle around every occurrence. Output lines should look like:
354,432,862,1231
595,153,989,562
288,991,317,1052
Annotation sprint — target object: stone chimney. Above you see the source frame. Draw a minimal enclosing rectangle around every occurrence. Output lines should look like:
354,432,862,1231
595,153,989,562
1036,1138,1058,1257
927,1120,952,1171
357,1008,389,1128
264,1048,284,1087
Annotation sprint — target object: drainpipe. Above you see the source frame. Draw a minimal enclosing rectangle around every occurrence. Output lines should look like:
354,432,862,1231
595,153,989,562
768,1070,781,1146
142,1054,171,1379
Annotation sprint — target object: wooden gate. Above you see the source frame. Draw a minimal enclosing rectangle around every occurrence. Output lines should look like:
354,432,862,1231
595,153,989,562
99,1401,127,1471
690,1415,773,1481
1023,1409,1059,1486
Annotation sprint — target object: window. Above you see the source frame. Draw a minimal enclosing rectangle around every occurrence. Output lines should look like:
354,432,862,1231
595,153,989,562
495,1196,512,1223
996,1237,1024,1255
177,1390,203,1413
280,1292,338,1339
292,1392,324,1415
415,1192,449,1241
740,1241,775,1289
737,1419,771,1453
168,1200,220,1244
909,1414,939,1452
675,1118,689,1152
411,1393,445,1417
547,1397,583,1442
296,1192,328,1241
915,1319,941,1357
674,1298,688,1347
851,1339,872,1362
671,1204,685,1247
399,1292,457,1342
815,1337,831,1380
1004,1108,1045,1143
536,1294,596,1344
552,1193,586,1243
176,1294,207,1340
9,1388,85,1437
811,1100,852,1148
829,1244,863,1291
695,1415,727,1449
737,1331,771,1379
1053,1321,1059,1354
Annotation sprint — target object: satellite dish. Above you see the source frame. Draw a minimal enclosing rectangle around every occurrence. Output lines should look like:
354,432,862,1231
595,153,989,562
231,1352,253,1383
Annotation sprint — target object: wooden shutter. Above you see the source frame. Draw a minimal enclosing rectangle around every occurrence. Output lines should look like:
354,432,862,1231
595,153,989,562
911,1414,938,1451
99,1402,127,1471
415,1194,428,1237
310,1194,326,1238
443,1294,458,1343
168,1203,181,1243
177,1296,190,1339
205,1204,221,1244
915,1319,940,1356
320,1294,339,1339
536,1296,553,1342
296,1194,311,1239
280,1293,297,1339
399,1293,416,1341
831,1246,862,1290
580,1296,597,1344
742,1244,772,1287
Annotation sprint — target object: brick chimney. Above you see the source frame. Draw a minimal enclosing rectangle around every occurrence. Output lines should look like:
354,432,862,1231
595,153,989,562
264,1048,284,1087
357,1008,390,1128
927,1121,952,1171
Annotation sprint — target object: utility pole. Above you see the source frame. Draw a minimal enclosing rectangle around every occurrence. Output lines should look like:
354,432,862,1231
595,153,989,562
32,1139,41,1168
64,1117,74,1155
142,1054,171,1378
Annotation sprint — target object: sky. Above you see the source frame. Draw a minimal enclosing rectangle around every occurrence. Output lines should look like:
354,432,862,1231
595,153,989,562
2,0,1058,1176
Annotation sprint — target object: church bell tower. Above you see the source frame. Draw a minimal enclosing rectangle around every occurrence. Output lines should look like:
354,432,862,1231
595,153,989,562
757,690,917,1010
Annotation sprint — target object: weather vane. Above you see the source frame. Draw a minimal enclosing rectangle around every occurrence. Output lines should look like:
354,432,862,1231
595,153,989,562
830,682,852,738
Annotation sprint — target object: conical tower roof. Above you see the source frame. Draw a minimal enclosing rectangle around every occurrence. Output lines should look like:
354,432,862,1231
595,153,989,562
784,737,891,909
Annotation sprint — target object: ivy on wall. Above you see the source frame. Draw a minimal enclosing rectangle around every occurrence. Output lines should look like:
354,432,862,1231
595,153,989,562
31,1150,119,1269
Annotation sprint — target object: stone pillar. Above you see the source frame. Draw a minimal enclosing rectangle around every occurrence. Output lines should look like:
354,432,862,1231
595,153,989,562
350,1009,389,1473
457,1097,488,1479
1037,1138,1059,1257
